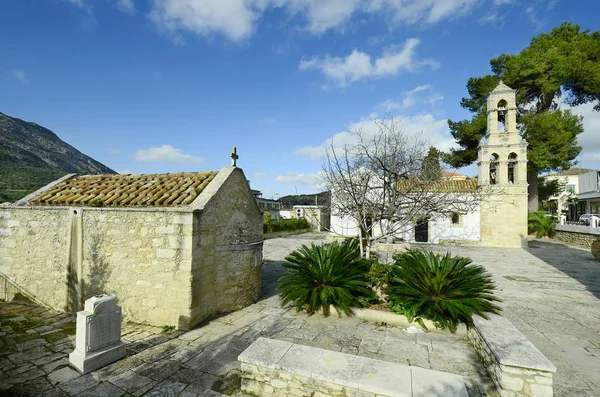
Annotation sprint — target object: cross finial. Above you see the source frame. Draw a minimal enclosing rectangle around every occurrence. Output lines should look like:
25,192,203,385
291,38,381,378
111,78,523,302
230,147,239,167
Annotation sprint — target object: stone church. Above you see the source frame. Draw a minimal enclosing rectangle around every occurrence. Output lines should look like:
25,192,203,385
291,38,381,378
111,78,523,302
330,82,529,248
0,156,263,330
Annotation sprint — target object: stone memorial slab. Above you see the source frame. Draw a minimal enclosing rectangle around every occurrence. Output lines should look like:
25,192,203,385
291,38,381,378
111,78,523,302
69,295,126,374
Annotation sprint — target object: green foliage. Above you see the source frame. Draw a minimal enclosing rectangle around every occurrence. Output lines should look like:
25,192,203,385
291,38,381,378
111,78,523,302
528,210,556,238
385,250,502,332
367,261,398,290
279,191,330,208
445,22,597,173
538,176,566,203
421,147,442,181
264,218,311,233
277,238,374,316
0,165,68,202
263,211,272,224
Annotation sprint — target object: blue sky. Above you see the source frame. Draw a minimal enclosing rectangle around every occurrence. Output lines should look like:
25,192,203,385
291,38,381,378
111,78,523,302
2,0,599,198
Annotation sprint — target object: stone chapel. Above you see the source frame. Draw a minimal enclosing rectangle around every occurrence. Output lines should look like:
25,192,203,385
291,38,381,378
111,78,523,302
0,154,263,330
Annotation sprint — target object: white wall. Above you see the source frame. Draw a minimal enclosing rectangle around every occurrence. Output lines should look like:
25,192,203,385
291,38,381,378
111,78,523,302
329,204,481,244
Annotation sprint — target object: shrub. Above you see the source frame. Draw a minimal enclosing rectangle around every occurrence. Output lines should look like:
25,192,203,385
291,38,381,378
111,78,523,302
385,250,501,332
528,210,555,238
277,238,374,316
265,218,311,233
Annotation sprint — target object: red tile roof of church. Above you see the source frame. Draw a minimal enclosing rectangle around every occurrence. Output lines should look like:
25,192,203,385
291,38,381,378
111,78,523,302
30,171,218,207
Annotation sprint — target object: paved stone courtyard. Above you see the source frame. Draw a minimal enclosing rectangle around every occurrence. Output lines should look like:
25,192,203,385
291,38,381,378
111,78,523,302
0,233,599,396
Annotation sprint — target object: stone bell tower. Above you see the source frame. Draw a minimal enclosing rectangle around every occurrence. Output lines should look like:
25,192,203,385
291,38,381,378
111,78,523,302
478,81,528,247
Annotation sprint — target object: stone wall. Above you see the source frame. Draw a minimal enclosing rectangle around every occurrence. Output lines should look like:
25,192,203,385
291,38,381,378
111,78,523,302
241,363,375,397
189,167,263,328
0,208,70,308
553,227,600,248
0,206,195,327
468,315,555,397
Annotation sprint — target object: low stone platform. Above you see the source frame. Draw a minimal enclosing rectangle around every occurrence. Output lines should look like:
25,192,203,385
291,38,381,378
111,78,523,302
239,337,469,397
469,314,556,397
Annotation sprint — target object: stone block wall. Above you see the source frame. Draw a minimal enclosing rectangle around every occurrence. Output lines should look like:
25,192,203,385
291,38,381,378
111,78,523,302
189,167,263,328
553,230,599,248
0,207,194,327
468,326,554,397
80,208,194,327
0,208,70,307
241,363,377,397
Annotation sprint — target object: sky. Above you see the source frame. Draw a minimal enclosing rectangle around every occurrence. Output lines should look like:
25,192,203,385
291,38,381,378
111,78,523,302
1,0,599,199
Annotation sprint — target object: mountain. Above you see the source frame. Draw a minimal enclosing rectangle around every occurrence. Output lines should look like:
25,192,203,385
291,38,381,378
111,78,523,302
279,191,330,209
0,111,115,202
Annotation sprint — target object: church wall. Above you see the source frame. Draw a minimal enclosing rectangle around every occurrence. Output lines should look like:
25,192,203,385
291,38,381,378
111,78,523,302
189,167,263,329
0,208,70,308
0,206,195,327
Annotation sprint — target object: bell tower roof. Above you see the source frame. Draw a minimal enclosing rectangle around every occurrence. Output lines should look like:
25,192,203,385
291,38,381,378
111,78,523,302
490,80,515,95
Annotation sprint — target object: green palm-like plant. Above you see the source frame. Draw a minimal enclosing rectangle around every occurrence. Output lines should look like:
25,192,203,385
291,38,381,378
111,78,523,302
386,250,502,332
528,210,555,238
277,239,373,316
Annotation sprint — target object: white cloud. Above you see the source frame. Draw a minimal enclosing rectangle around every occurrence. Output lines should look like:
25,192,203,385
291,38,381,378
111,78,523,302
299,39,438,87
135,144,205,163
295,113,455,160
428,95,444,107
254,172,268,178
149,0,265,42
275,171,320,187
118,170,133,174
494,0,513,5
64,0,87,7
117,0,135,13
10,69,28,84
402,84,431,108
148,0,482,43
569,103,600,168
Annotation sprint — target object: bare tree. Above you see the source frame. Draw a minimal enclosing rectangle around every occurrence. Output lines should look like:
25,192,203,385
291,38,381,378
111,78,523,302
323,117,482,258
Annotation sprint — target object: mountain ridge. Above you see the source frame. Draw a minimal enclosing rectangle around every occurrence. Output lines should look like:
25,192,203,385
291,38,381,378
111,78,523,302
0,111,115,202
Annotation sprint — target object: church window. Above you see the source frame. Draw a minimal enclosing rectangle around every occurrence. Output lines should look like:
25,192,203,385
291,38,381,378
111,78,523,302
450,212,460,226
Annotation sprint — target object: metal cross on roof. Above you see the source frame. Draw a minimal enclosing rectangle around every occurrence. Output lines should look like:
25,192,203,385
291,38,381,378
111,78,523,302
230,147,239,167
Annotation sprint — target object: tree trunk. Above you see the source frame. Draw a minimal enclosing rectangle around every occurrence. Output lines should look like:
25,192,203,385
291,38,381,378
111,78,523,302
527,169,539,212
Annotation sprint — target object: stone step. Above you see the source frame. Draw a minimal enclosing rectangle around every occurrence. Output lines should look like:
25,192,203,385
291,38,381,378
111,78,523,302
239,337,468,397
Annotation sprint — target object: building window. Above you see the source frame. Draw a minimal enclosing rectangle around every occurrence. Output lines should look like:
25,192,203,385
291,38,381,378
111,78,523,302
450,212,460,226
566,184,576,193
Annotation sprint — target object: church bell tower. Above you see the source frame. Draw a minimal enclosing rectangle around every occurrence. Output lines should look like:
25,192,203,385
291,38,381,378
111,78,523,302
478,81,528,247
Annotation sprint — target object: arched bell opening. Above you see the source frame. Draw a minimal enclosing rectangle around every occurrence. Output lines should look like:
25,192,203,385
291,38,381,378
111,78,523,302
497,99,508,133
508,152,518,184
489,153,499,185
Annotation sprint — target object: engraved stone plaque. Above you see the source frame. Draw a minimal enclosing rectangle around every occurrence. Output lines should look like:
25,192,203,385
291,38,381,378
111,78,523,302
69,294,126,374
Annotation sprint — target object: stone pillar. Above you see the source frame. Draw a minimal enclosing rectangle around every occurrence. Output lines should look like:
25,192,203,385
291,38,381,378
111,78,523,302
69,295,126,374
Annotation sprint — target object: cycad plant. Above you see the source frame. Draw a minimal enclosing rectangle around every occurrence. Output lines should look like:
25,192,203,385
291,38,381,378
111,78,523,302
528,210,555,238
386,250,501,332
277,239,374,316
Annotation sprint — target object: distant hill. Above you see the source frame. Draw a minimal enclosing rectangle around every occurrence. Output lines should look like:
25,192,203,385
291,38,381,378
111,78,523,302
0,111,115,202
279,191,330,209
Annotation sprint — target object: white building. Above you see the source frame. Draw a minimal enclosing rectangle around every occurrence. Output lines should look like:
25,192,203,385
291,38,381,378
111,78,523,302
578,170,600,216
544,168,594,220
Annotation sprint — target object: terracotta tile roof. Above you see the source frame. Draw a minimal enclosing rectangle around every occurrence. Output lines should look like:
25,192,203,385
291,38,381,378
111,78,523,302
548,168,595,177
30,172,218,207
397,179,478,193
